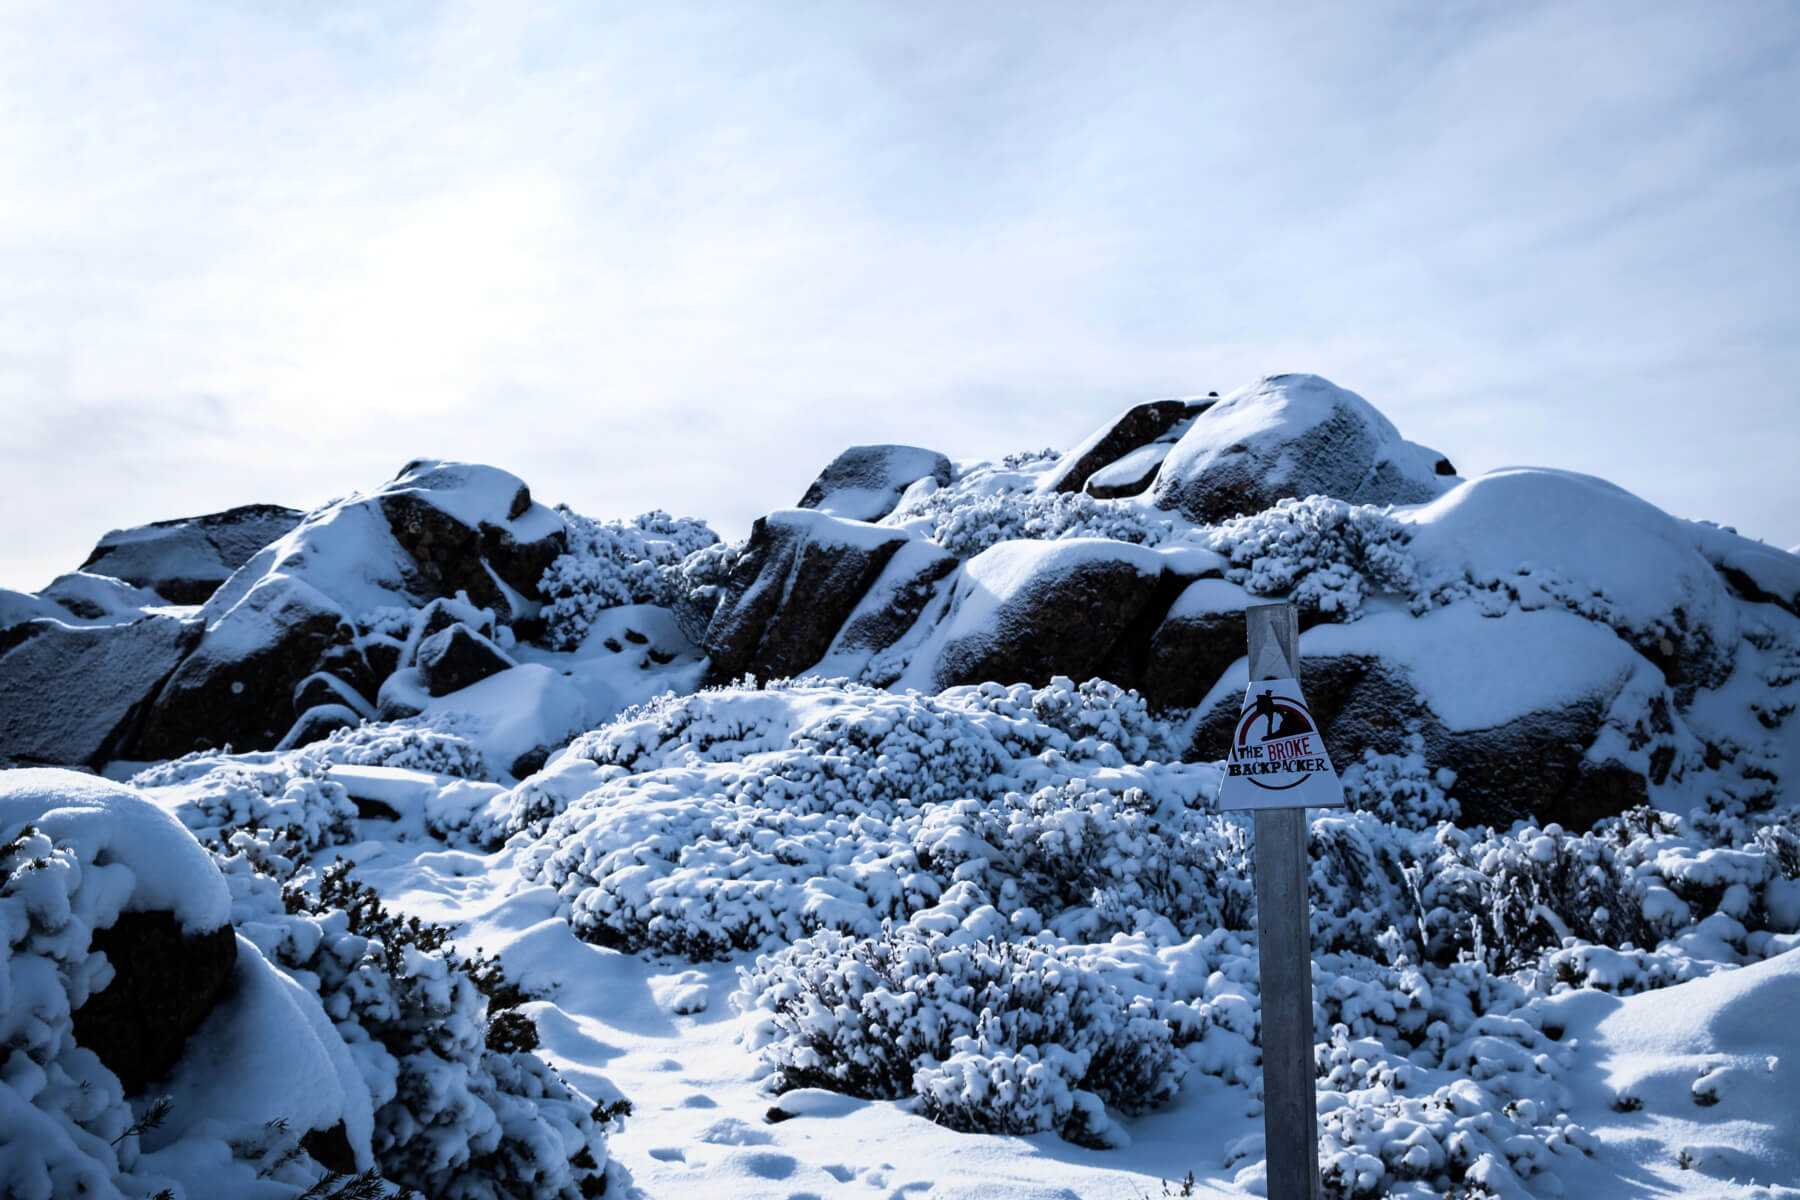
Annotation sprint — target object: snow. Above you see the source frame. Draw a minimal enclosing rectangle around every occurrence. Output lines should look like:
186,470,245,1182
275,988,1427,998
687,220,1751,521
145,934,374,1173
405,663,592,778
1194,605,1649,733
0,768,229,931
1403,467,1739,668
1152,375,1450,517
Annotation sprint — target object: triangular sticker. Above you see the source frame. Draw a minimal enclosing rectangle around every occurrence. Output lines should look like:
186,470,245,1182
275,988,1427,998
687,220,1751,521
1216,676,1345,811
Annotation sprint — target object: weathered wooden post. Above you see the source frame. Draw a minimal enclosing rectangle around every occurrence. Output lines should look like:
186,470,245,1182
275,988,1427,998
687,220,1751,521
1217,603,1342,1200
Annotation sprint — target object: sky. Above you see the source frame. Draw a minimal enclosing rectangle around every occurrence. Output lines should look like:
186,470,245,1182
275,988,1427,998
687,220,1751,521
2,0,1797,592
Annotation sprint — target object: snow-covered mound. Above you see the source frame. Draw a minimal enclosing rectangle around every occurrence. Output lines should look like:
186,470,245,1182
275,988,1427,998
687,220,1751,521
1149,374,1456,523
3,371,1799,1198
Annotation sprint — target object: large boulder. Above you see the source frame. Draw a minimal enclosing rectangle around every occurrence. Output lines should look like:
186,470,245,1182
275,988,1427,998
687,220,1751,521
927,539,1200,692
1401,468,1742,696
1137,577,1253,712
80,503,304,605
1040,398,1211,496
1150,374,1453,524
798,444,953,523
129,461,565,758
811,540,961,683
703,510,914,683
0,770,237,1095
1186,607,1687,829
0,614,199,767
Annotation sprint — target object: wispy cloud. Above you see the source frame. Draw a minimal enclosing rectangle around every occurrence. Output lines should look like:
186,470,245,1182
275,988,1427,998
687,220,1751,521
2,0,1796,588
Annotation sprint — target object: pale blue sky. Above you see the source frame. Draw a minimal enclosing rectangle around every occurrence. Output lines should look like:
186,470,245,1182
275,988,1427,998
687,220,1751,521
3,0,1797,590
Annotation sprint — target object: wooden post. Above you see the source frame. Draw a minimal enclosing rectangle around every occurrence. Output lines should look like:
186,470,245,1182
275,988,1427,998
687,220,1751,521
1246,603,1322,1200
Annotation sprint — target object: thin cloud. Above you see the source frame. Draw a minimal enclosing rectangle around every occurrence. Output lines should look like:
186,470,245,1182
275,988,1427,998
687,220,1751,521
1,0,1796,590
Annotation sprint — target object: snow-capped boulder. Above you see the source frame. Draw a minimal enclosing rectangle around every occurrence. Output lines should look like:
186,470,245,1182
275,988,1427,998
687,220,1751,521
34,571,169,622
416,623,515,697
1150,374,1454,523
811,539,960,682
0,614,199,768
378,459,566,618
1402,468,1741,693
1040,398,1210,496
1138,577,1255,712
703,509,914,683
0,770,237,1096
78,503,303,605
929,539,1191,692
799,443,953,523
128,461,564,759
1188,607,1687,828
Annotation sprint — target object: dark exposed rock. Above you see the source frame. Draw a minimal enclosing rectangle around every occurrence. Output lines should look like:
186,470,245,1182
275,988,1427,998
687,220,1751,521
133,583,348,758
302,1123,358,1176
932,541,1194,691
829,541,960,668
798,445,953,523
72,911,239,1095
1150,374,1450,524
0,615,199,767
416,624,516,697
1434,457,1458,477
1043,399,1209,495
1137,578,1249,712
1187,651,1656,830
80,504,304,605
703,511,913,683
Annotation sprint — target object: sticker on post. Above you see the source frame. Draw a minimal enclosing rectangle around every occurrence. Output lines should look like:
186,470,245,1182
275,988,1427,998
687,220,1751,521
1217,677,1344,811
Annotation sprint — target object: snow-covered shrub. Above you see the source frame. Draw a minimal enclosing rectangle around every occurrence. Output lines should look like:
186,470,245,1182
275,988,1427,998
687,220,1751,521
140,758,358,853
214,840,618,1200
915,780,1252,940
537,508,719,650
1206,496,1417,619
895,489,1181,559
305,718,493,780
0,824,139,1199
740,914,1188,1147
1314,1018,1595,1199
1338,735,1459,828
512,679,1216,958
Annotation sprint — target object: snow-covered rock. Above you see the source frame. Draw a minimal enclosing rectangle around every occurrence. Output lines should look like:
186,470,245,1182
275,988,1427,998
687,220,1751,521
798,443,952,522
1404,467,1741,692
1150,374,1454,523
926,538,1188,692
701,509,914,683
1039,398,1210,497
79,503,304,605
128,460,564,759
0,614,198,768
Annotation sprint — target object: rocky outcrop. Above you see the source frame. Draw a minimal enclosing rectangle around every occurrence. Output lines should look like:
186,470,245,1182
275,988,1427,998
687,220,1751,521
128,461,564,759
1150,374,1452,524
80,503,303,605
1041,399,1210,496
0,614,199,767
703,510,913,683
72,912,239,1094
798,445,952,523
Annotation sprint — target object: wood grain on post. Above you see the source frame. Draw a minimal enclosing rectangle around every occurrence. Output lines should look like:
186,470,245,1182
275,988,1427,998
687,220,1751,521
1246,603,1323,1200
